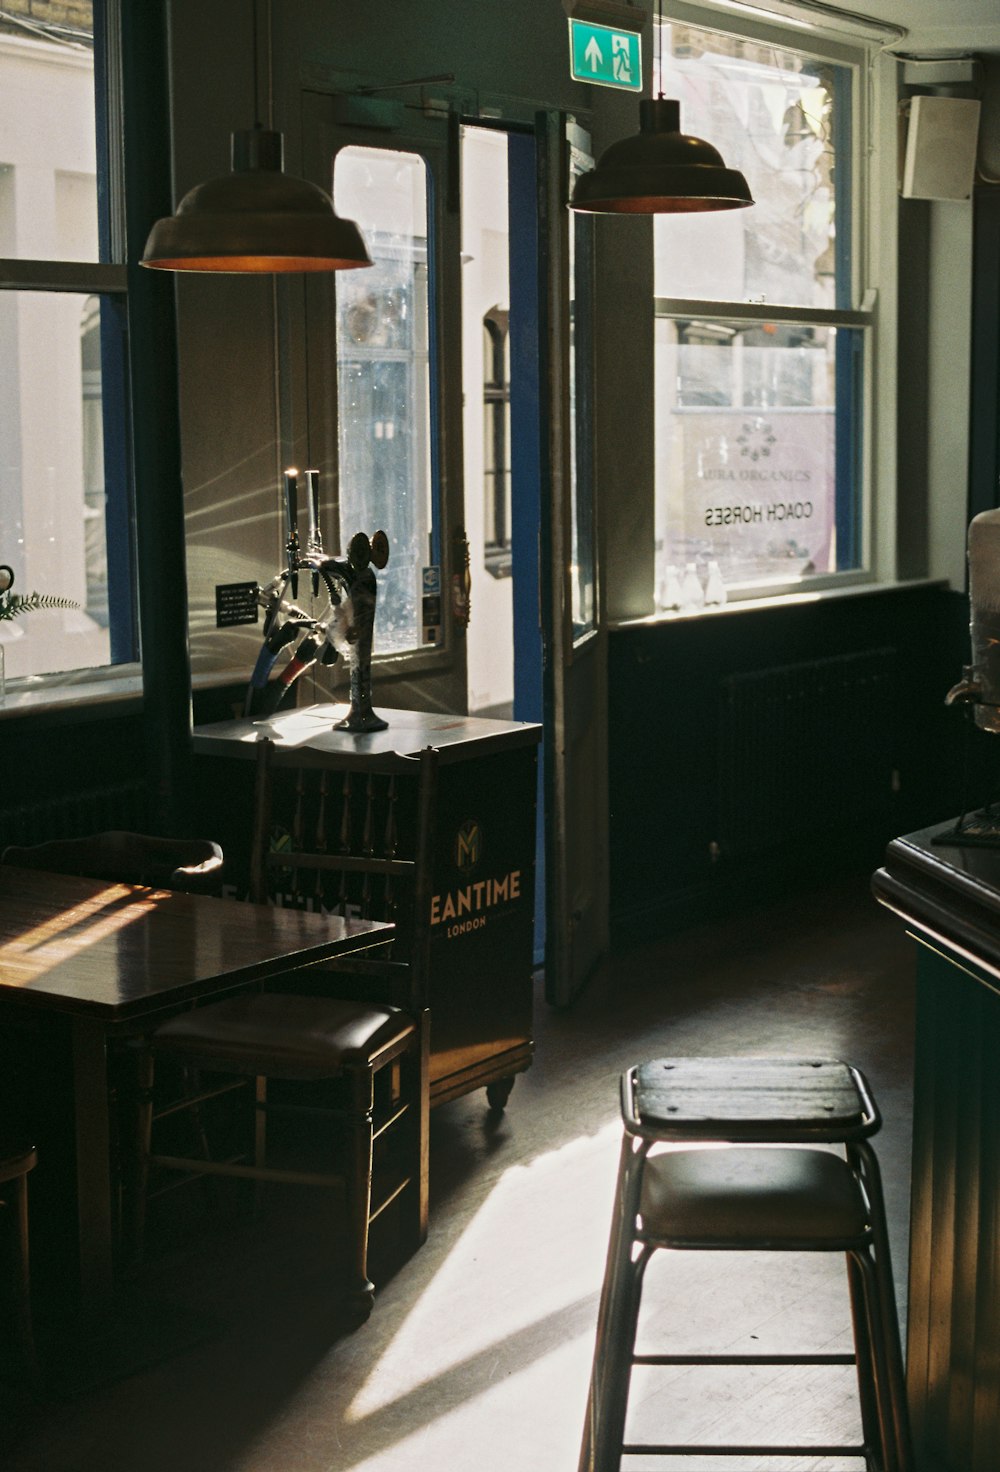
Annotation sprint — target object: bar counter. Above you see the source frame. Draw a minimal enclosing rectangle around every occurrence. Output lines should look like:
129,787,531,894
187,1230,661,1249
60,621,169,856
873,821,1000,1472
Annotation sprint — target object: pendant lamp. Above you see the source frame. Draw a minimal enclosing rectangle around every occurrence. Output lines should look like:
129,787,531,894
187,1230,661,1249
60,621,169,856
141,4,371,272
570,4,754,214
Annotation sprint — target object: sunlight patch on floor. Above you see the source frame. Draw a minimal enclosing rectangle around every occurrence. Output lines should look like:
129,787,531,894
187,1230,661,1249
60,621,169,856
346,1121,622,1426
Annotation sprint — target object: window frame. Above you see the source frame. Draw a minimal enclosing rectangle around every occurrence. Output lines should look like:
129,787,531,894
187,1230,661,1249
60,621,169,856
655,296,876,599
0,0,138,698
649,2,892,613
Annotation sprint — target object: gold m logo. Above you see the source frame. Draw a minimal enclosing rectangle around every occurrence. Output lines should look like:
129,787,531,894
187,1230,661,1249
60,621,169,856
455,819,481,874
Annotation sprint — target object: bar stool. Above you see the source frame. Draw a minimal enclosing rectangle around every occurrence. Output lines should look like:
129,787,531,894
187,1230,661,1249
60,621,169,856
0,1143,39,1385
579,1057,912,1472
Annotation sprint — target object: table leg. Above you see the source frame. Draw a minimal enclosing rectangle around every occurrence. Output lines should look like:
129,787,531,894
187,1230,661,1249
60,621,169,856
71,1015,114,1313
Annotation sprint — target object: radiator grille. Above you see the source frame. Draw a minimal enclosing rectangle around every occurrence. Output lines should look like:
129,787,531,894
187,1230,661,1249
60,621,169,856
718,648,896,859
0,780,148,852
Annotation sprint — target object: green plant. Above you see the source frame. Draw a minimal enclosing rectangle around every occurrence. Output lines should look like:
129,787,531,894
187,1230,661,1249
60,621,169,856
0,590,80,621
0,565,78,621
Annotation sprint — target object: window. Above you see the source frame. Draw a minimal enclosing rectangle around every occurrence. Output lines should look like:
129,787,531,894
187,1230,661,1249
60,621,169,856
0,2,133,685
653,15,871,609
334,146,434,655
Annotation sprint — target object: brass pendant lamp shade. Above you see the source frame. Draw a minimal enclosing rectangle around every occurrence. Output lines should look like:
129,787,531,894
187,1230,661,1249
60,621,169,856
141,126,372,273
570,97,754,214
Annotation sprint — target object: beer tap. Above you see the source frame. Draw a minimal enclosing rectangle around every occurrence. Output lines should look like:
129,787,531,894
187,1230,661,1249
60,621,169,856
305,468,323,598
283,467,300,598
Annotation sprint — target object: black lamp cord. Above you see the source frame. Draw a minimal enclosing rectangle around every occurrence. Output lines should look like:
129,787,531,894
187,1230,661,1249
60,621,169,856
656,0,664,100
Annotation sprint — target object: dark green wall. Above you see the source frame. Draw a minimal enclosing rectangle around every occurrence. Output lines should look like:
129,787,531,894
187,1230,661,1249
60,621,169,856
607,584,984,941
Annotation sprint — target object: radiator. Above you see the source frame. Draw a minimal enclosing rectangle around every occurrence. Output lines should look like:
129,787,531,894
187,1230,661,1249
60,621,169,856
0,780,148,852
718,647,897,859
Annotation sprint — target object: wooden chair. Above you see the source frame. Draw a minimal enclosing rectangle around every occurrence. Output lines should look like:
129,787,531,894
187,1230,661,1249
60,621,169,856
135,738,434,1322
0,1143,39,1386
0,830,224,894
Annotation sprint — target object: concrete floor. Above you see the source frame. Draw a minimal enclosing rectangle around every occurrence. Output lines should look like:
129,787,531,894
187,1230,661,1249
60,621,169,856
0,867,915,1472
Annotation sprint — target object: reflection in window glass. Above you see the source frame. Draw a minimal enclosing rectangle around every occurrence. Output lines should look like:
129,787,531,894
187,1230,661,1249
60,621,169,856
334,148,433,655
0,10,99,263
0,291,112,678
655,317,863,593
483,306,511,578
80,295,108,627
654,21,847,310
653,16,865,608
0,8,132,685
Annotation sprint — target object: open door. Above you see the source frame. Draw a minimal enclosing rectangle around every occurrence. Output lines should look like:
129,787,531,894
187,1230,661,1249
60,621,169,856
297,89,467,717
537,113,608,1007
296,94,605,1005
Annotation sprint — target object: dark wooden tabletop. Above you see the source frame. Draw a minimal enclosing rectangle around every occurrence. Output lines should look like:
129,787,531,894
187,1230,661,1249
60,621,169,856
0,865,392,1019
193,704,542,768
872,819,1000,988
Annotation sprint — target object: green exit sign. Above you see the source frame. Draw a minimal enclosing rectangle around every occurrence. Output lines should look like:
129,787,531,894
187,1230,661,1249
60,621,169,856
568,18,642,92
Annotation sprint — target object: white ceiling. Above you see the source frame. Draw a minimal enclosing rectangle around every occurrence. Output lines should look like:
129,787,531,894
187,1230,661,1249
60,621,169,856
836,0,1000,55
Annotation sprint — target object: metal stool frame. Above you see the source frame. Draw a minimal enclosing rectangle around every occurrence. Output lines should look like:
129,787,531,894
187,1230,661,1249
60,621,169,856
579,1058,912,1472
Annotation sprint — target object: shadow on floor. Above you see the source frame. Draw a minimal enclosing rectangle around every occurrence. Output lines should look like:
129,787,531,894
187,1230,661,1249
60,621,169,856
0,866,915,1472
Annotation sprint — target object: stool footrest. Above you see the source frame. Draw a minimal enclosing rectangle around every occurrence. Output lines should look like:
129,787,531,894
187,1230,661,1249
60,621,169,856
622,1440,869,1457
632,1350,856,1366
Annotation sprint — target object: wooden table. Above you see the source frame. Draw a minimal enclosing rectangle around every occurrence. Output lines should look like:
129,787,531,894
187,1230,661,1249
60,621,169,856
0,863,391,1314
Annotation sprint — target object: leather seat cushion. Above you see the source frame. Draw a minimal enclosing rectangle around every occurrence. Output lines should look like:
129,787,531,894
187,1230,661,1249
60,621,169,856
639,1146,869,1244
152,993,414,1079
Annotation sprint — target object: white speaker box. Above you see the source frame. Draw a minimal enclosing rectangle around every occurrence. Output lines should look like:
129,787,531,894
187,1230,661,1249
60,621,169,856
901,95,981,201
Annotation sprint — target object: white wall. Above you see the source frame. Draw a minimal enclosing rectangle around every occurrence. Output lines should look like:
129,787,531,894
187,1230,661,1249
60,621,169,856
461,127,514,716
926,202,975,590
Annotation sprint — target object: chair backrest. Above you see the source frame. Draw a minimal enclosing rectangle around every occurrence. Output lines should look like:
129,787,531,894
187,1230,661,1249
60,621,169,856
0,830,224,894
248,738,437,1010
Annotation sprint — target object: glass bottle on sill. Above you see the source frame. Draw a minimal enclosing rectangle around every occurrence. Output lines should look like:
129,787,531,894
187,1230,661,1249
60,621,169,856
658,565,683,612
680,563,705,612
704,561,727,607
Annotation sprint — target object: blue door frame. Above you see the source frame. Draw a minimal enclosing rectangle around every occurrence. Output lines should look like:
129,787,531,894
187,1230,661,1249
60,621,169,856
508,128,546,966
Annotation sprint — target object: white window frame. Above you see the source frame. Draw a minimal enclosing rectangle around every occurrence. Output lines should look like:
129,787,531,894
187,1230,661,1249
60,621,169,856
651,0,900,611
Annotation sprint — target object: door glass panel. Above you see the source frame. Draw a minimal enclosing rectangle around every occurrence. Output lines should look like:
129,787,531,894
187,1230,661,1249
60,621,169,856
569,144,596,640
334,147,433,654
